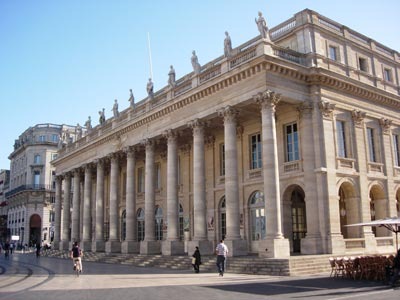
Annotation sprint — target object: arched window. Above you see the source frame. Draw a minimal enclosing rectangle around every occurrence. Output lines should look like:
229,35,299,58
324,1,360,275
121,210,126,241
155,206,163,241
137,208,145,241
179,204,184,240
249,191,265,240
219,197,226,240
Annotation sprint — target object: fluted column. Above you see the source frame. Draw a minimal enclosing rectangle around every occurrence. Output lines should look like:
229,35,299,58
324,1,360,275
161,130,184,255
53,175,62,249
144,139,155,241
218,106,241,240
71,169,81,242
189,119,207,240
121,147,139,253
93,159,105,252
82,164,93,250
140,139,161,254
255,90,290,258
186,119,213,255
105,153,121,253
61,173,71,250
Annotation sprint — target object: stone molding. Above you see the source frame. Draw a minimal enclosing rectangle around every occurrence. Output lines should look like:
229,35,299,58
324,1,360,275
318,101,335,119
379,118,392,134
351,110,366,127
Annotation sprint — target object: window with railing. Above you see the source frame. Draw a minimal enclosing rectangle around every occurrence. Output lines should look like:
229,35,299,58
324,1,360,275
34,154,41,164
393,134,400,167
336,120,348,158
250,133,262,169
367,128,377,162
285,123,299,162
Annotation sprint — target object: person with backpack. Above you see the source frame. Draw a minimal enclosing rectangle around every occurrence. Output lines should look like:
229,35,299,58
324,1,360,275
70,241,83,273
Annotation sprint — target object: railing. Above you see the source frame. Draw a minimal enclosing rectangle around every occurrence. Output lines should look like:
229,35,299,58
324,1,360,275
337,157,356,169
376,237,394,247
229,46,257,68
318,18,341,32
273,46,306,65
368,162,384,173
199,65,221,84
283,161,301,173
270,18,296,40
344,238,365,249
5,184,55,198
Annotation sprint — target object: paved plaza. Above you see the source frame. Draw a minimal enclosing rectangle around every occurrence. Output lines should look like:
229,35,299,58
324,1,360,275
0,253,398,300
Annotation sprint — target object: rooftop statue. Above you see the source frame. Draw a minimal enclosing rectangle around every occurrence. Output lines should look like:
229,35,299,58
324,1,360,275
128,89,135,109
191,50,201,75
168,65,176,88
224,31,232,57
75,123,82,140
255,11,271,41
85,116,92,131
99,108,106,125
147,78,154,99
112,99,119,118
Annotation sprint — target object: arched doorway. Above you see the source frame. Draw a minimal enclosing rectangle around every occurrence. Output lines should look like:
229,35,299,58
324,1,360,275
29,214,41,247
369,184,387,237
137,208,145,241
218,197,226,240
155,206,163,241
248,191,265,253
338,181,359,238
291,189,306,253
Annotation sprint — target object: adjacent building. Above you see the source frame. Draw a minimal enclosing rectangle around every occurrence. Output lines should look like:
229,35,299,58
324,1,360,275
52,9,400,258
5,123,83,247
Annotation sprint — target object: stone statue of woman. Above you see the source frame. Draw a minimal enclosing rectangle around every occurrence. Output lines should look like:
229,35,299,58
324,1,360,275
191,50,201,75
128,89,135,109
147,78,154,99
255,11,271,41
112,99,119,118
224,31,232,57
168,65,176,88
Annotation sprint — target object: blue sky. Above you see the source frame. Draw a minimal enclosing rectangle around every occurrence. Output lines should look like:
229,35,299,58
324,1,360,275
0,0,399,170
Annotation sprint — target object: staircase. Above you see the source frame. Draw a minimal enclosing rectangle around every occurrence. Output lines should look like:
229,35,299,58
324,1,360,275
44,250,331,276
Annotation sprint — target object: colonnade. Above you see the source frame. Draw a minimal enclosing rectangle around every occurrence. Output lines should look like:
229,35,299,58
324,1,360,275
52,91,290,257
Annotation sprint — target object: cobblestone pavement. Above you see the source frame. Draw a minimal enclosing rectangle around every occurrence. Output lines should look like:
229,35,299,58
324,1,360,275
0,253,398,300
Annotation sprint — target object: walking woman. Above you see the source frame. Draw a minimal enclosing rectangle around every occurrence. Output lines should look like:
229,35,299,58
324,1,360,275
192,246,202,273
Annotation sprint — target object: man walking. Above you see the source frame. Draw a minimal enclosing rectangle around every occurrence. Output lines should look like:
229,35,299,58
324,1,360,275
216,240,229,276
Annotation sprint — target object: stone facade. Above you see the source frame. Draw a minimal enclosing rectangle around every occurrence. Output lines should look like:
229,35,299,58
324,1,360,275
52,9,400,257
6,123,83,247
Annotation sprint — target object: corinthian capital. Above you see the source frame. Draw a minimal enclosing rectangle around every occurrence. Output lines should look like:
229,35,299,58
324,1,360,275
351,110,366,127
379,118,392,134
254,89,281,112
217,106,239,124
318,101,335,119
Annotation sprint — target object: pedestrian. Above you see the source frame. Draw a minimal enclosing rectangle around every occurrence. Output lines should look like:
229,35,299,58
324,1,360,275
36,242,41,257
390,249,400,287
215,239,229,276
192,246,201,273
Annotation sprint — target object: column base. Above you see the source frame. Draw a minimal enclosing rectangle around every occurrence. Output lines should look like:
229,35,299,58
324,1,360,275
327,233,346,255
224,239,248,257
81,241,92,252
59,240,70,251
105,240,121,253
300,235,323,254
187,240,214,256
140,240,161,255
92,240,105,252
162,240,184,255
121,241,140,254
258,237,290,258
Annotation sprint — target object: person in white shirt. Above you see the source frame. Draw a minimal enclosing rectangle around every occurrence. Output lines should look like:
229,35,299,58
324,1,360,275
215,240,229,276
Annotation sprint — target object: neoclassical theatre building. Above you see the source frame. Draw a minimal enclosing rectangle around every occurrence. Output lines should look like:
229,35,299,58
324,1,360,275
52,9,400,258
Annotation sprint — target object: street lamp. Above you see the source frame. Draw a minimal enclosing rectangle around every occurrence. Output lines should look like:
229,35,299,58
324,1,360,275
20,226,24,246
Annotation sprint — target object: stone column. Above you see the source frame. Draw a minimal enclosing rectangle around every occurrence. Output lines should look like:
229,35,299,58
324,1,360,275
352,109,376,252
298,101,322,254
162,130,184,255
60,173,71,250
82,164,93,251
187,119,213,255
106,153,121,253
71,169,81,243
92,159,105,252
140,139,160,254
217,106,247,256
53,175,62,249
122,147,139,254
255,90,290,258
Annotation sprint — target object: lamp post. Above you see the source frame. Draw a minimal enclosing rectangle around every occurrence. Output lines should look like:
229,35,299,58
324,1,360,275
20,226,24,248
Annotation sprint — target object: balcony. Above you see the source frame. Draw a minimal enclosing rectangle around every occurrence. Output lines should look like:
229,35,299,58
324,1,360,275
5,184,54,198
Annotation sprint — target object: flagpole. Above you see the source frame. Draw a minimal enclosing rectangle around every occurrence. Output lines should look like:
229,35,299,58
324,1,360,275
147,32,153,80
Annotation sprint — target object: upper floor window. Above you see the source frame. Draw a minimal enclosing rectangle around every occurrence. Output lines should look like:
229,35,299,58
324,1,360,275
219,143,225,176
33,170,40,186
393,134,400,167
285,123,299,162
34,154,41,164
383,68,393,82
358,57,368,72
137,167,144,193
250,133,262,169
51,153,58,161
329,45,338,61
38,135,46,142
367,128,377,162
155,163,161,190
336,120,348,158
52,134,59,142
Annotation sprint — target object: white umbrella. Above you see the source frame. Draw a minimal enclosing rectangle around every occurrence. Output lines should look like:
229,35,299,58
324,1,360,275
346,217,400,251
